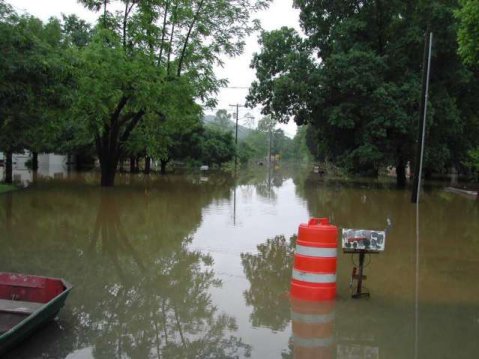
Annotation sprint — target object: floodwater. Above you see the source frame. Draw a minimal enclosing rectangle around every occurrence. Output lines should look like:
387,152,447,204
0,167,478,358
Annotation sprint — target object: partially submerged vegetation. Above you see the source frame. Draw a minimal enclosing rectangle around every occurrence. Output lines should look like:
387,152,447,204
1,0,479,189
0,0,274,186
248,0,479,187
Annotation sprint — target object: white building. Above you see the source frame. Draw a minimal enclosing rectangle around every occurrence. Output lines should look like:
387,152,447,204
0,151,71,185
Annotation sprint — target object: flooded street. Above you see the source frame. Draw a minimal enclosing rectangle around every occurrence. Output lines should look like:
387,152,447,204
0,168,478,358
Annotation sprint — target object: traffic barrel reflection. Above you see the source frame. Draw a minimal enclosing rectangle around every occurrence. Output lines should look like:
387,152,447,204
291,299,335,359
291,218,338,301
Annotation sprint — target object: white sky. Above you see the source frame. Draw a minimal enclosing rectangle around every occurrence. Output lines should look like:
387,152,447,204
8,0,301,137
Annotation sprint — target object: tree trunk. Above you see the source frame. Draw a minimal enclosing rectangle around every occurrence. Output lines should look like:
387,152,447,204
100,155,117,187
98,141,119,187
144,156,151,174
136,156,141,173
95,97,144,187
130,156,137,173
5,151,13,184
396,158,406,188
160,159,168,175
32,152,38,170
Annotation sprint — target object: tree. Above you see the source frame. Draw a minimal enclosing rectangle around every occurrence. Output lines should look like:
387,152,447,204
290,125,312,162
73,0,271,186
61,14,92,48
0,4,71,182
208,109,234,132
464,147,479,181
247,27,314,125
127,108,203,174
200,127,235,166
456,0,479,66
248,1,479,186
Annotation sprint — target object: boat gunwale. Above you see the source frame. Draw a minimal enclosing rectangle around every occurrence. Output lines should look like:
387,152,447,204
0,273,72,342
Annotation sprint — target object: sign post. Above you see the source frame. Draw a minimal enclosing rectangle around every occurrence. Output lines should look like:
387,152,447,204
342,229,387,298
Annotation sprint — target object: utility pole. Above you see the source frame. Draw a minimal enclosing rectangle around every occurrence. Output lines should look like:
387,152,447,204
229,104,245,167
229,104,245,227
229,104,245,145
412,32,433,203
269,125,272,167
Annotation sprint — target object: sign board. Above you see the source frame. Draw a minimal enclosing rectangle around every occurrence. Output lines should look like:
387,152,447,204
342,228,386,252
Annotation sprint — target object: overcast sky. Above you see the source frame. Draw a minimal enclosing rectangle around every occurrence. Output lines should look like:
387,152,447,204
8,0,301,136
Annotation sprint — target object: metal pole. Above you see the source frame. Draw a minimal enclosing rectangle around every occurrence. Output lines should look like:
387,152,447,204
417,33,433,204
352,251,368,298
229,104,244,169
235,104,239,146
414,202,420,359
412,32,433,203
269,126,272,167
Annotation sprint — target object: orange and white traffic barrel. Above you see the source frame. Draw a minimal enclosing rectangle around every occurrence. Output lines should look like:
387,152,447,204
291,218,338,301
291,299,335,359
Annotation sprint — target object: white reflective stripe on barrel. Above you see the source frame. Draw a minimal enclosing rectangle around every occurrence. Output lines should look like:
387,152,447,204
291,311,335,324
292,269,336,284
295,245,337,257
292,336,334,348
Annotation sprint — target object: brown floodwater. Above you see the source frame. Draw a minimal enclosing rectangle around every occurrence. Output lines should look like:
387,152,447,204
0,167,478,358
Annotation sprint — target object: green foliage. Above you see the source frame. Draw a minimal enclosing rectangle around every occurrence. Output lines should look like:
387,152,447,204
0,5,72,156
206,110,234,133
61,14,92,48
71,0,272,185
0,0,273,184
292,125,313,162
247,27,315,125
243,130,268,159
456,0,479,65
241,116,304,162
464,147,479,179
238,141,256,164
204,110,254,141
249,0,479,182
200,127,235,166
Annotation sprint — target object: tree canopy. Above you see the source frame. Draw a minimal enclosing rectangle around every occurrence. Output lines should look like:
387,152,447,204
456,0,479,66
69,0,272,185
0,2,73,182
248,0,479,184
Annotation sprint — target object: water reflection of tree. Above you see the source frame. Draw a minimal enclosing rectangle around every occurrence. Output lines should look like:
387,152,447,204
240,235,295,331
251,170,286,202
84,243,250,358
295,174,409,229
79,189,251,358
89,192,147,282
0,176,250,358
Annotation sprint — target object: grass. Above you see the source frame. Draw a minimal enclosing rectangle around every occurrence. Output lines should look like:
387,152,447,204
0,183,17,194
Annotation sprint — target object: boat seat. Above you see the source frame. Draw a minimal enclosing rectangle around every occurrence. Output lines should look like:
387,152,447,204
0,299,43,314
